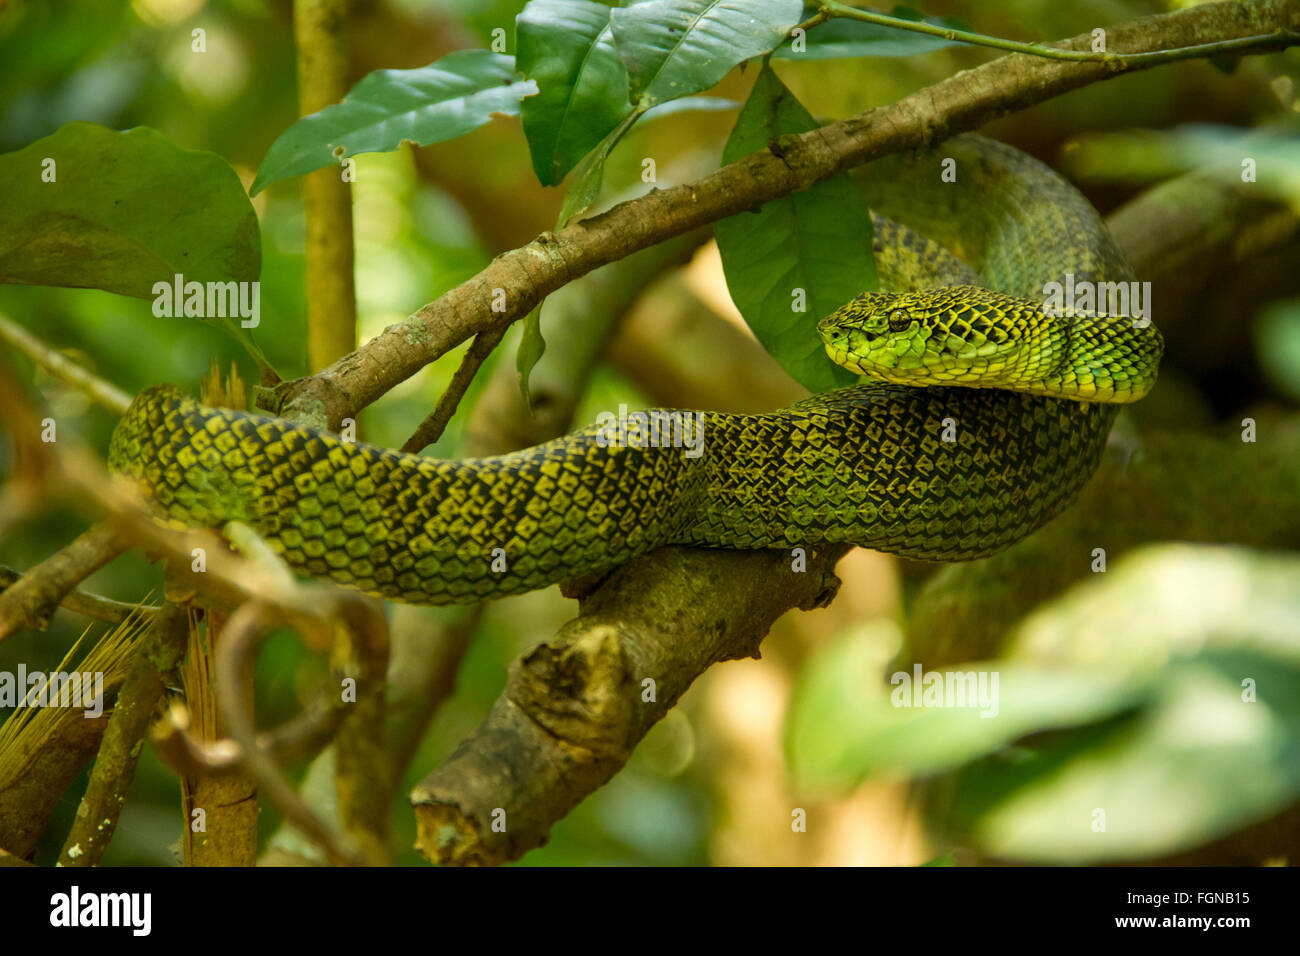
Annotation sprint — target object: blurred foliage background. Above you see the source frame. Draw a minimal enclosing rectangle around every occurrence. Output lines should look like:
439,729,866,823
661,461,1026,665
1,0,1299,866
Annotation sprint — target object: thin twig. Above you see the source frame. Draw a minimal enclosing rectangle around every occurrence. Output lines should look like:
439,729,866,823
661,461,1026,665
152,681,353,778
0,312,131,415
0,566,157,625
0,523,128,641
213,601,374,867
790,8,833,37
58,602,190,867
400,325,507,454
152,700,244,776
821,1,1299,67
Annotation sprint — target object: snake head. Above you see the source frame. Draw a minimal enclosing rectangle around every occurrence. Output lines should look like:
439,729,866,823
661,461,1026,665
818,286,1039,387
818,285,1164,403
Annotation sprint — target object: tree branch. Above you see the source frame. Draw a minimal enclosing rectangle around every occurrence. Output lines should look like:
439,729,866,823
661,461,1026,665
0,566,157,626
400,325,507,454
0,312,132,415
213,600,386,866
822,0,1298,66
410,545,846,865
0,524,128,642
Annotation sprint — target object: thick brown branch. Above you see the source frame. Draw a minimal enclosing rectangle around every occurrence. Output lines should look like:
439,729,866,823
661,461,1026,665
410,545,846,865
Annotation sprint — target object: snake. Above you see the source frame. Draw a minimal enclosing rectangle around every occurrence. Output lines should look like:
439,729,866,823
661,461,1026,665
108,135,1163,606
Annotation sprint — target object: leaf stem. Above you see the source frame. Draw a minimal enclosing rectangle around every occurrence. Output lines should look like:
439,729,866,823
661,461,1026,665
820,1,1298,67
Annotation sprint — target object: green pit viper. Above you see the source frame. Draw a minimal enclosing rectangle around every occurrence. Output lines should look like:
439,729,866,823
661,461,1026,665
108,135,1163,605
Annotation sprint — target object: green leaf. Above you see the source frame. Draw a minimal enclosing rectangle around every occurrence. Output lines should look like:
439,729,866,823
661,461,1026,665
785,621,1148,791
516,303,546,413
553,94,737,228
555,108,642,227
517,0,742,188
251,50,537,195
774,5,966,60
788,546,1300,861
946,545,1300,861
610,0,804,107
1007,545,1300,670
942,653,1300,863
518,0,631,187
0,122,259,298
713,64,874,392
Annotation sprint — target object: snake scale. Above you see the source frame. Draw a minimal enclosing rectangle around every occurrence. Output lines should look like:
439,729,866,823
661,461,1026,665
108,136,1163,605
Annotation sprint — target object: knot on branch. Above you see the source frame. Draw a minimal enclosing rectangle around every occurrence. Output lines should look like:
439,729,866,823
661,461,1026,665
511,625,637,759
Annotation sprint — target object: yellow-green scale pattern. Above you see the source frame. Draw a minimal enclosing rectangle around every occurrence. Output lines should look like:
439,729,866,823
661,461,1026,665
108,378,1115,604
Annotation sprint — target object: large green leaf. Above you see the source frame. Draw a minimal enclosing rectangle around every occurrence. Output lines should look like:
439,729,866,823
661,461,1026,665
786,621,1148,790
517,1,743,187
518,0,631,187
0,122,259,298
773,5,966,59
945,546,1300,861
941,653,1300,862
610,0,804,106
788,545,1300,862
251,50,537,195
1007,545,1300,670
713,64,873,392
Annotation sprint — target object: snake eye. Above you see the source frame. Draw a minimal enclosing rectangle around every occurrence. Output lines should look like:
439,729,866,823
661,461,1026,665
888,309,912,332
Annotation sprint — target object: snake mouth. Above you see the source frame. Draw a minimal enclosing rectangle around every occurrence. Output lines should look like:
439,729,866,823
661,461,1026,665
824,344,867,375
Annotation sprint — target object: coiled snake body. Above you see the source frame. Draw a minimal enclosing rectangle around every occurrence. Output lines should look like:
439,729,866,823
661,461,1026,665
109,136,1163,605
